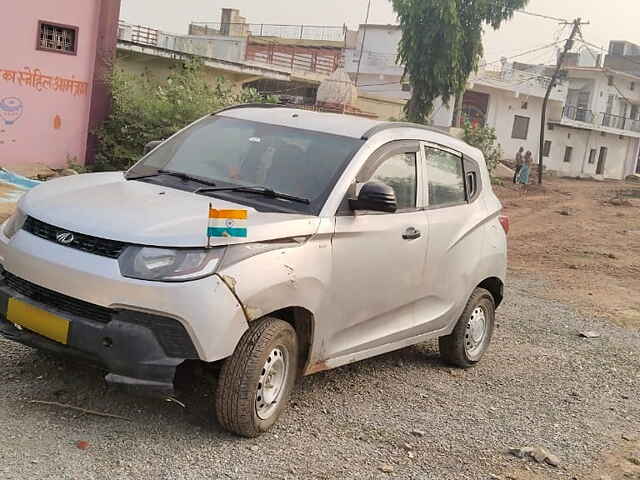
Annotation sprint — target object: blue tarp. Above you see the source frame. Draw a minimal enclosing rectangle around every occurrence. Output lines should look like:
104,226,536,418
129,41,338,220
0,169,42,190
0,169,42,203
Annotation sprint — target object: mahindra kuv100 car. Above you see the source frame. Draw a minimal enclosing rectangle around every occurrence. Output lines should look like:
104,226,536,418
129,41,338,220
0,105,507,437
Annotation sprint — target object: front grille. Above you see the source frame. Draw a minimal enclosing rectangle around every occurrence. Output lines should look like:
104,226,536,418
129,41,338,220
4,271,114,323
119,311,199,359
23,216,127,259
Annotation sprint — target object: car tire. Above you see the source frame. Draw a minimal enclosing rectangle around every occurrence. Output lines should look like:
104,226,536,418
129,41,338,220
439,288,495,369
215,317,298,437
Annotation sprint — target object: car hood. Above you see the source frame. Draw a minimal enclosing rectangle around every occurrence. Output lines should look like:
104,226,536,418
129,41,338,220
20,172,320,247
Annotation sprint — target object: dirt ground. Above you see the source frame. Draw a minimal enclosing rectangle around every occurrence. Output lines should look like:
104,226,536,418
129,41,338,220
494,176,640,480
495,176,640,331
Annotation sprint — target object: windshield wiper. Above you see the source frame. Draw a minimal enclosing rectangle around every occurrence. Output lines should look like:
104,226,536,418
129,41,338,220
195,185,311,205
127,169,217,187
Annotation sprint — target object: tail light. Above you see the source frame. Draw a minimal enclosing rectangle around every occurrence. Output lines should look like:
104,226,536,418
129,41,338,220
499,215,510,235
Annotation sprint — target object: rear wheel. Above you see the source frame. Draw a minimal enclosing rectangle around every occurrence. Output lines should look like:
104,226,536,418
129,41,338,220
215,317,298,437
439,288,495,368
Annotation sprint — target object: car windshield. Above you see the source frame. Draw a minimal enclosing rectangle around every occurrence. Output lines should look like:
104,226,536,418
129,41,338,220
127,115,365,214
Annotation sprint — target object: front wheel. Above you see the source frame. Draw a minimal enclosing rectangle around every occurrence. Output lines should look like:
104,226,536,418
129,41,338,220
215,317,298,437
439,288,495,368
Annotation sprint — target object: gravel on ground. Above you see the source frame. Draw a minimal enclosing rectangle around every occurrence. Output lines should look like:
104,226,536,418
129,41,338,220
0,275,639,480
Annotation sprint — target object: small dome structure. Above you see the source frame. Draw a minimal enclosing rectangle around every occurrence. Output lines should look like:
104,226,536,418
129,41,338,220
316,68,358,108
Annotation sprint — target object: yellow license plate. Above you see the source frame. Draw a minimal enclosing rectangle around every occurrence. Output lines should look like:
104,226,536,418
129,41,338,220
6,298,70,344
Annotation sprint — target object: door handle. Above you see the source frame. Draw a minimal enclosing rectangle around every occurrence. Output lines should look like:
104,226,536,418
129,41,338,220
402,227,422,240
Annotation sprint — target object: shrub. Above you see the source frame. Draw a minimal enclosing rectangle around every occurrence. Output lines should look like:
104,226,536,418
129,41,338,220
93,59,275,171
462,118,502,175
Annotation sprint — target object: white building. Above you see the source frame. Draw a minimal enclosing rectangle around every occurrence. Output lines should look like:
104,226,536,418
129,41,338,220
455,65,568,162
343,24,410,119
343,24,468,124
543,63,640,179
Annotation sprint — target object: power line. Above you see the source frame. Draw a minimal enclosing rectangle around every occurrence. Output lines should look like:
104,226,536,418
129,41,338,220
548,23,570,64
481,39,567,68
577,34,639,108
358,81,403,87
478,72,556,90
516,10,569,23
359,68,557,91
357,42,567,89
355,41,566,86
538,17,586,184
575,38,640,70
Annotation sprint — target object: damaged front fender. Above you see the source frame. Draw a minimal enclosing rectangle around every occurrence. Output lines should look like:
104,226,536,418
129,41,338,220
216,234,332,326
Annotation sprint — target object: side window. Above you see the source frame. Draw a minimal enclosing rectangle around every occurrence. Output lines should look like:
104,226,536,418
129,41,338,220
425,147,466,207
368,152,417,210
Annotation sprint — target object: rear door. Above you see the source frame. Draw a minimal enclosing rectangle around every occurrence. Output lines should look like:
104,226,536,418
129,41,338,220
326,141,429,359
418,143,487,332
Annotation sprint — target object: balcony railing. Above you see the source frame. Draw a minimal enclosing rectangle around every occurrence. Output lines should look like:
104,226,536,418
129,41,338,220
189,22,347,42
118,22,159,47
245,44,342,75
562,105,594,123
600,113,640,132
562,105,640,133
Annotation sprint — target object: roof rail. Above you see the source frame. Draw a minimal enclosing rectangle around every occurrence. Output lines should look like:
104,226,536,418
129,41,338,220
214,103,285,115
361,122,456,140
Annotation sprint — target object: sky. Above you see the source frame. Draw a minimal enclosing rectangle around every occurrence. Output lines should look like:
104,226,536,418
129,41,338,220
120,0,640,66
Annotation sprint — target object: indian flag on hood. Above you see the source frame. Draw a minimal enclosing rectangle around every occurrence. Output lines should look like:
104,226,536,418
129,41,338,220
208,206,248,238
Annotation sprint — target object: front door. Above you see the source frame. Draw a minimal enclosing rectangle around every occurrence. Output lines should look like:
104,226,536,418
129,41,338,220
327,141,428,359
576,90,590,122
597,147,608,175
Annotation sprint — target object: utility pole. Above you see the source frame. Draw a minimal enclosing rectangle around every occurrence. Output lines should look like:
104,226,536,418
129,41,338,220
354,0,372,87
538,18,587,184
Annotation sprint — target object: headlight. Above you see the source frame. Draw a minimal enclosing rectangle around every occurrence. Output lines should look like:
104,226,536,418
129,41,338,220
118,246,225,282
3,208,27,239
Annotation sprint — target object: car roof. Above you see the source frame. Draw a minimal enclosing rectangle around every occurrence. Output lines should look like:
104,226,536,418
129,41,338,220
218,105,384,139
217,105,483,161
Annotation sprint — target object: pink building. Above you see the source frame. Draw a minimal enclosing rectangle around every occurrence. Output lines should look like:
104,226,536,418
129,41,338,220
0,0,121,168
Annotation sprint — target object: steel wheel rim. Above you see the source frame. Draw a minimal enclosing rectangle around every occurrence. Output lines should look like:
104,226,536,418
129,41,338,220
256,346,288,420
465,306,487,359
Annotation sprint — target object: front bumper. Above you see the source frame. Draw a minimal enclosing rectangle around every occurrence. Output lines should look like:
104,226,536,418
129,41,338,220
0,228,249,393
0,290,184,396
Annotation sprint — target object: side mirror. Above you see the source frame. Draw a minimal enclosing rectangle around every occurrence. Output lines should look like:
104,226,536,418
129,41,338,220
349,181,397,213
143,140,163,155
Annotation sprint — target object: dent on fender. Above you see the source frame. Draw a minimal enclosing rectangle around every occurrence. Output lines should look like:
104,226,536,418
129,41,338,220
221,274,237,292
283,264,297,288
219,267,295,323
221,263,299,322
218,239,309,322
219,273,254,323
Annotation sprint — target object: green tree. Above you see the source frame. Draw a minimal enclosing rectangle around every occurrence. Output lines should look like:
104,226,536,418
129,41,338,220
94,59,274,171
392,0,529,123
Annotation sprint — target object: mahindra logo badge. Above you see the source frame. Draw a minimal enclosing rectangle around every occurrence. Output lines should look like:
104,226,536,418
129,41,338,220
56,232,74,245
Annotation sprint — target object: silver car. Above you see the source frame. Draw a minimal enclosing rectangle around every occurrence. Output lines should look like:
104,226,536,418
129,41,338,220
0,105,508,437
